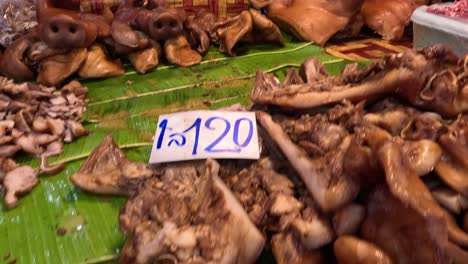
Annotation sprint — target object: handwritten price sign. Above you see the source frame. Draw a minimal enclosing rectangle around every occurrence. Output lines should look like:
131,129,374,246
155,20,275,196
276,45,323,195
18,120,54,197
149,111,260,163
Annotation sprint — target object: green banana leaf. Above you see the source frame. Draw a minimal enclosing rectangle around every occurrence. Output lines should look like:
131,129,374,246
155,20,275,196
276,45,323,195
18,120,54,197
0,38,358,264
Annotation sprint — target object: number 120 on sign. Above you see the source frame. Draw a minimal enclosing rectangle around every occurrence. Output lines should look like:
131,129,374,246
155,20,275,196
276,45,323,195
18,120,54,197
149,111,260,164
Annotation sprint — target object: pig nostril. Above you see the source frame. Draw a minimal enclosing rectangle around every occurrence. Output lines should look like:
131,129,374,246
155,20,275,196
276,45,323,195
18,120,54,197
169,21,177,28
69,26,77,34
154,21,163,29
51,25,59,33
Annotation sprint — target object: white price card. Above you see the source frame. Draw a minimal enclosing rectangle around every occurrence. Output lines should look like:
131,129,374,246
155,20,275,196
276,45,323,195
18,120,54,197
149,110,260,163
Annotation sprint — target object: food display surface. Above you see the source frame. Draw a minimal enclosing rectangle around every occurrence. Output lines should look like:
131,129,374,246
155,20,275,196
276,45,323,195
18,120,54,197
0,38,343,264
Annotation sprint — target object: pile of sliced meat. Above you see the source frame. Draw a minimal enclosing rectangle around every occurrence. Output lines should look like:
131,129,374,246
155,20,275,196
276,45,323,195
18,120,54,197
71,45,468,263
428,0,468,19
71,136,266,264
0,77,88,208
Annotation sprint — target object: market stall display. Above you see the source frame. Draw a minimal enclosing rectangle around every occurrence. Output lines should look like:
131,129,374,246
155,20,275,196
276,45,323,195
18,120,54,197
0,35,340,263
0,0,284,85
65,45,468,263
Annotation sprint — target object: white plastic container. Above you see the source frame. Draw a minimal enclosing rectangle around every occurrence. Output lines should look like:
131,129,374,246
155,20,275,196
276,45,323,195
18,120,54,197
412,3,468,56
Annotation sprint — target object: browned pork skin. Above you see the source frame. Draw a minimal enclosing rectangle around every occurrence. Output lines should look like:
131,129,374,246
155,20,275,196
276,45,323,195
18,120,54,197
249,0,364,46
334,236,393,264
448,242,468,264
212,9,284,56
111,3,154,50
70,135,152,196
361,185,450,263
109,21,150,51
406,63,468,117
435,116,468,197
37,48,88,86
399,139,442,177
164,35,202,67
213,11,253,56
119,159,266,264
392,47,465,117
432,187,468,215
185,15,211,55
128,42,161,74
435,157,468,205
298,57,329,83
27,41,69,63
443,209,468,249
362,0,429,41
400,112,445,141
283,68,304,85
248,9,284,47
332,204,366,236
78,45,125,79
361,116,442,177
257,111,360,212
439,115,468,168
363,104,418,136
187,10,219,44
374,137,468,249
0,33,36,81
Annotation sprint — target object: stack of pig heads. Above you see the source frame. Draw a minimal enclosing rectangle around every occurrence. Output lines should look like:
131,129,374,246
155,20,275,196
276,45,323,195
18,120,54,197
107,0,205,72
0,0,286,84
0,0,124,86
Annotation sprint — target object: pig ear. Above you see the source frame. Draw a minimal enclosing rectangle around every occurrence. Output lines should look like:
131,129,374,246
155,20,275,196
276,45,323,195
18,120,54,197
36,0,53,22
249,0,272,9
249,9,284,46
78,44,125,79
164,35,202,67
213,11,253,56
37,48,88,86
111,20,142,48
185,17,210,55
128,42,161,74
0,34,36,81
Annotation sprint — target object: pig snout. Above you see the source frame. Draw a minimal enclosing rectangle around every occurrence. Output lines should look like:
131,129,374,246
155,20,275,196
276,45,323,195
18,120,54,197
40,15,87,48
149,12,184,41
